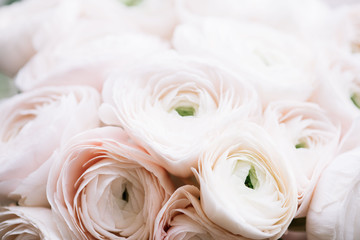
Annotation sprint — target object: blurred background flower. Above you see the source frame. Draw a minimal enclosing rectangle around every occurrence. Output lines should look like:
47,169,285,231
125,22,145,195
0,73,18,100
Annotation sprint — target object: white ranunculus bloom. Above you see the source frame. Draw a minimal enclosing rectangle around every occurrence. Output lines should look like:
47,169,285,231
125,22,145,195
47,127,174,240
0,206,62,239
196,122,297,240
306,146,360,240
173,18,317,105
100,52,262,177
15,31,169,92
153,185,240,240
263,100,341,217
0,86,100,206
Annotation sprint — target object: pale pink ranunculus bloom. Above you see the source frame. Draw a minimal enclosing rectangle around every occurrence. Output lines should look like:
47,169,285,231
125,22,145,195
0,0,139,78
47,127,175,240
310,53,360,135
15,31,169,92
173,18,317,106
0,0,59,77
0,206,62,239
153,185,240,240
0,86,100,206
306,146,360,240
195,122,297,240
310,4,360,136
263,100,341,217
320,4,360,54
100,52,262,178
307,6,360,136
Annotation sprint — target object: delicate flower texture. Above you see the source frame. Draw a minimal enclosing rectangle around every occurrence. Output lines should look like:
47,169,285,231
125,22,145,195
325,4,360,54
115,0,177,40
15,31,169,92
347,5,360,54
0,206,61,240
153,185,240,240
308,6,360,135
173,18,317,105
100,53,262,177
310,54,360,134
263,100,341,217
0,0,59,77
175,0,330,35
47,127,174,240
0,0,137,78
306,146,360,240
0,86,100,206
196,122,297,240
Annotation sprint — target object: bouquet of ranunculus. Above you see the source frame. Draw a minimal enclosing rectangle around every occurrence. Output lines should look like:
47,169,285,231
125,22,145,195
0,0,359,239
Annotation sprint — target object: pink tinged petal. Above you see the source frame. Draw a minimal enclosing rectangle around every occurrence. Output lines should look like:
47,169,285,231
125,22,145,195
0,85,100,206
47,127,174,240
0,206,62,239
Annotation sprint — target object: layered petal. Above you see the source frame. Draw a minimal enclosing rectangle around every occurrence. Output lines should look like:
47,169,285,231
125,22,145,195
175,0,330,36
310,53,360,133
306,147,360,240
173,18,317,105
153,185,240,240
15,31,169,92
0,85,100,206
263,100,341,217
0,0,59,77
47,127,174,240
100,52,262,177
196,122,297,240
115,0,177,39
0,0,136,77
0,206,61,240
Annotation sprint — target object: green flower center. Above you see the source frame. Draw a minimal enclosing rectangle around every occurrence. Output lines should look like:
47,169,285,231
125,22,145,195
119,0,143,7
295,141,308,149
244,165,258,189
175,106,196,117
351,93,360,109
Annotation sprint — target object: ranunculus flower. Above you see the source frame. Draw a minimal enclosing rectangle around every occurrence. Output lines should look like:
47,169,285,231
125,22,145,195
306,146,360,240
308,6,360,135
100,52,262,177
0,206,62,239
0,0,137,78
320,4,360,54
310,54,360,134
0,86,100,206
263,100,341,217
0,0,59,77
47,127,174,240
153,185,240,240
175,0,330,35
173,18,317,105
195,122,297,240
15,31,169,92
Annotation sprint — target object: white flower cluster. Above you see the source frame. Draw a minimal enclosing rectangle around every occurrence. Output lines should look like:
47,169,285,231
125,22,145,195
0,0,359,239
